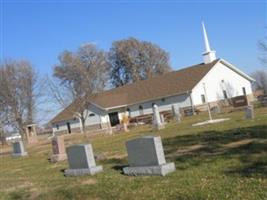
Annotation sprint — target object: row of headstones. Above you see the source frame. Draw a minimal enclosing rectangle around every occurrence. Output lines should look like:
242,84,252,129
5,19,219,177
152,104,181,131
11,104,253,176
64,135,175,176
154,104,254,128
12,135,175,176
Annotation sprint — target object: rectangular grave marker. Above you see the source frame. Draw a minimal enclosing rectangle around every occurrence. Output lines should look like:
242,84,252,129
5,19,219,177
64,144,103,176
123,136,175,176
245,105,254,119
12,141,28,157
50,135,67,162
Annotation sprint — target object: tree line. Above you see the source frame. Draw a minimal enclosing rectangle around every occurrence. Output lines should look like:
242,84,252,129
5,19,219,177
0,37,171,137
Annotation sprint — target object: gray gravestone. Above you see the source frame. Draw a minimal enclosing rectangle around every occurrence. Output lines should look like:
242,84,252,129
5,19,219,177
12,141,28,157
152,104,165,130
245,105,254,119
64,144,103,176
123,136,175,176
172,105,181,122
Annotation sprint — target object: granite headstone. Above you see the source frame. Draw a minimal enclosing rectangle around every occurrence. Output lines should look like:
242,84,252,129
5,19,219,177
123,136,175,176
64,144,103,176
12,141,28,157
245,105,254,119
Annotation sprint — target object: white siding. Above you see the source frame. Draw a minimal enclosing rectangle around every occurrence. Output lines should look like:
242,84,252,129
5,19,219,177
191,62,253,105
53,104,108,133
125,94,191,118
52,118,80,133
84,104,107,126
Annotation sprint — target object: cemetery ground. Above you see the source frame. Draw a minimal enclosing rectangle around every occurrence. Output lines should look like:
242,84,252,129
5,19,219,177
1,107,267,200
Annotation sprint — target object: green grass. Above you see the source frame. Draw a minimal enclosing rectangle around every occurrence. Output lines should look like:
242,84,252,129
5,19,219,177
1,108,267,200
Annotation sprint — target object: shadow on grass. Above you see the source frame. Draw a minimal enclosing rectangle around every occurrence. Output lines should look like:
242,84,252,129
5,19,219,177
162,125,267,178
101,158,128,174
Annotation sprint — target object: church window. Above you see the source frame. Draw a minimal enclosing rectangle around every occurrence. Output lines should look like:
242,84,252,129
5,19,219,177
201,94,206,103
223,90,228,99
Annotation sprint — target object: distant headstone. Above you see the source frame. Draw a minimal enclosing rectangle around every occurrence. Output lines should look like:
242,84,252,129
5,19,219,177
160,114,165,124
245,105,254,119
152,104,165,130
123,136,175,176
172,105,181,122
25,124,38,144
50,135,67,163
64,144,103,176
12,141,28,157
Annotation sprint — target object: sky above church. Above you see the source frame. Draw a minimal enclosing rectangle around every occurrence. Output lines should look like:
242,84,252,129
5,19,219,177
1,1,266,76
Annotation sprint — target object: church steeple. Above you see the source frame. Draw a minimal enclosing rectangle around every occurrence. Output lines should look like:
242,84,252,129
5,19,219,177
202,22,216,64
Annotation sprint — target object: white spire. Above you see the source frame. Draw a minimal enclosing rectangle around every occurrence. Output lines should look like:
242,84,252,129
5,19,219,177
201,22,216,64
202,22,211,52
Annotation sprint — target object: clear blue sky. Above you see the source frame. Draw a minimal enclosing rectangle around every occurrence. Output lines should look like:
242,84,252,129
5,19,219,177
1,0,266,76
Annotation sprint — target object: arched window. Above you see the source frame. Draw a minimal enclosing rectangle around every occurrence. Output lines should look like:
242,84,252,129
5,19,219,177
139,105,144,115
89,113,95,117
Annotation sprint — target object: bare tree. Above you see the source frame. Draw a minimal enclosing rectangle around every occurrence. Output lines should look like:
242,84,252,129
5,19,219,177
52,43,109,133
259,36,267,66
0,59,37,139
108,37,171,87
251,70,267,94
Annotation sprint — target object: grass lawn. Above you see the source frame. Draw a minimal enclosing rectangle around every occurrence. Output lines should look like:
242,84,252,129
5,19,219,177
1,107,267,200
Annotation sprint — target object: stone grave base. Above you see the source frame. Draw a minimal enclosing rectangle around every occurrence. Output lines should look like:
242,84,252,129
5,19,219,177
12,152,28,157
192,118,230,127
123,162,175,176
50,153,67,163
64,165,103,176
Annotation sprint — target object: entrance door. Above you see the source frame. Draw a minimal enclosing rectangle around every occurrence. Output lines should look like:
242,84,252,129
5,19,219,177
66,122,71,134
108,112,120,127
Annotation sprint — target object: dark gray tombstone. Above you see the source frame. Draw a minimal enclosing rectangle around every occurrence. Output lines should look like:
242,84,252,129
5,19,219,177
123,136,175,176
12,141,28,157
64,144,103,176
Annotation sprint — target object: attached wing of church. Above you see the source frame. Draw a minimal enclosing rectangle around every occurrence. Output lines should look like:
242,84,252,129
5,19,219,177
50,23,254,135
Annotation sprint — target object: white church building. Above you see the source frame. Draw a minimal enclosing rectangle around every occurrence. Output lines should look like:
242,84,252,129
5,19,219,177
50,23,254,134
